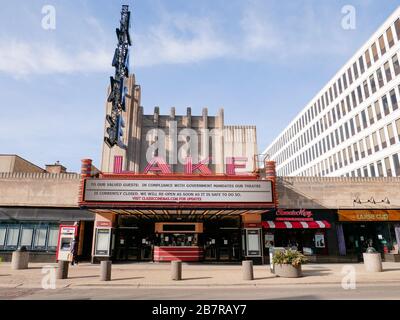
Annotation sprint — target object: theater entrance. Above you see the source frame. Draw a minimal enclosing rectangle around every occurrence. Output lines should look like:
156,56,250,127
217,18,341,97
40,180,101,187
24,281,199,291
203,218,242,262
113,218,154,262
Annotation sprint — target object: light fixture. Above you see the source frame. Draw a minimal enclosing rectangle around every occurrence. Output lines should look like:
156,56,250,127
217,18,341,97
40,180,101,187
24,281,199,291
353,197,361,204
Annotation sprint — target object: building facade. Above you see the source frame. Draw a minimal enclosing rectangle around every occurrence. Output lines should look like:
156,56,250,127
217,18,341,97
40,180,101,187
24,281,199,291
264,7,400,178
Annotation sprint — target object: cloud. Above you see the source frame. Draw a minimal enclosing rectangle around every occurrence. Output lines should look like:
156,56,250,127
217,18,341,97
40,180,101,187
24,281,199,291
135,14,232,67
0,39,113,77
0,1,372,77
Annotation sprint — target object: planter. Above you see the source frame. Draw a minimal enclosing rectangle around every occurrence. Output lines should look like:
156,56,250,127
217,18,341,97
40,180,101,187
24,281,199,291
274,264,302,278
363,253,382,272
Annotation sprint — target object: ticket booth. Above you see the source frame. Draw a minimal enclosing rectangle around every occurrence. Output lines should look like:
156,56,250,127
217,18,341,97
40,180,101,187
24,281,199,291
56,225,78,262
154,222,204,262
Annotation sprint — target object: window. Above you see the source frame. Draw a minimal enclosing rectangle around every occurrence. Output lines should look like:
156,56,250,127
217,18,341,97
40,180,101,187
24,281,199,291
353,143,359,161
393,154,400,176
361,110,368,129
386,27,394,48
359,140,365,158
371,43,379,62
379,127,387,149
374,100,382,120
338,78,343,94
377,160,384,176
370,164,376,177
341,100,346,116
351,91,357,109
395,18,400,41
378,35,386,56
336,104,341,120
347,68,353,85
390,89,398,111
367,105,375,125
365,136,372,155
339,125,344,142
359,56,365,74
385,157,392,177
369,74,376,94
363,166,368,177
346,95,352,112
6,227,20,247
382,95,390,116
363,80,369,99
396,118,400,140
376,68,384,88
350,118,355,136
353,62,359,79
348,146,353,163
357,85,363,103
372,131,379,152
365,50,371,68
343,149,348,166
20,228,34,247
386,123,396,146
338,152,343,168
47,228,59,250
355,114,361,133
393,54,400,76
344,122,350,139
0,228,6,247
33,228,47,248
343,73,348,89
384,62,392,82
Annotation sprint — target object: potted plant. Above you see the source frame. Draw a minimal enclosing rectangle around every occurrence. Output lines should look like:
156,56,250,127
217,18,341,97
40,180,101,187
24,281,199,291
272,249,307,278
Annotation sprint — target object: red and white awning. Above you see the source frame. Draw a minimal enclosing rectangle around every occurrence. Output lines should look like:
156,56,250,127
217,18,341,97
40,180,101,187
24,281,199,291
262,221,331,229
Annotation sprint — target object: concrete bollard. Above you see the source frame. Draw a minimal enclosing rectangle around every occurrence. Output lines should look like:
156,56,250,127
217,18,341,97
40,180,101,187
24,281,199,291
57,261,69,279
171,260,182,281
363,253,383,272
242,260,254,280
100,260,112,281
11,248,29,270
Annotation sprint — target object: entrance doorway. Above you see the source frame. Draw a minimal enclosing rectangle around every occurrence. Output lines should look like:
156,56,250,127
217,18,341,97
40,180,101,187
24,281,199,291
343,222,396,260
114,218,154,262
203,218,241,262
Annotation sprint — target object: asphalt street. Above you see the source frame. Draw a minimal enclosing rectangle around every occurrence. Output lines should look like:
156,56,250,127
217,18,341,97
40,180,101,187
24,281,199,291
1,283,399,300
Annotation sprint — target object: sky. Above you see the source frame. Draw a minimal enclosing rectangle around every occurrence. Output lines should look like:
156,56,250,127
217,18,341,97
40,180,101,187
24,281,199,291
0,0,399,172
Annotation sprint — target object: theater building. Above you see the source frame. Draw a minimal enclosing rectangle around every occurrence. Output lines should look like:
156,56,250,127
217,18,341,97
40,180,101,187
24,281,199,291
78,75,277,264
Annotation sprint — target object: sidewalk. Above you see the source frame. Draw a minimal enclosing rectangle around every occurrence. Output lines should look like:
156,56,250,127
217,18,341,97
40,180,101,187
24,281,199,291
1,262,400,289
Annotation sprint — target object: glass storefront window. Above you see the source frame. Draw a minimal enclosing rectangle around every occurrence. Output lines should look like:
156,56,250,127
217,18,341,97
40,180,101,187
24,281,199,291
20,228,34,247
34,228,47,248
6,228,20,247
47,228,59,250
0,228,6,247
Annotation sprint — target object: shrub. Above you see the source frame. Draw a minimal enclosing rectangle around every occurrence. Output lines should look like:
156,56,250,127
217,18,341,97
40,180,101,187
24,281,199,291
272,249,308,267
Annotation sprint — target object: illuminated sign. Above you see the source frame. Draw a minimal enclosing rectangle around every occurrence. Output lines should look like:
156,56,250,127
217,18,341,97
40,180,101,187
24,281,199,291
83,179,273,203
338,210,400,222
113,156,250,176
275,209,314,221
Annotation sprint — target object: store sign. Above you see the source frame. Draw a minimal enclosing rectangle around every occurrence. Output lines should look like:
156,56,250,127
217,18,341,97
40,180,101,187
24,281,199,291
84,179,273,203
275,209,313,221
338,210,400,222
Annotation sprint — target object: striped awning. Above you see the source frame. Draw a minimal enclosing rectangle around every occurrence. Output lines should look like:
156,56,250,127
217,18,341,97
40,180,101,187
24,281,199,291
262,221,331,229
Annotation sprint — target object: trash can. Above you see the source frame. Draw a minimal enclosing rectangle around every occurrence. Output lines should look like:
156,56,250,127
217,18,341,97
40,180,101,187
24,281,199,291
11,246,29,270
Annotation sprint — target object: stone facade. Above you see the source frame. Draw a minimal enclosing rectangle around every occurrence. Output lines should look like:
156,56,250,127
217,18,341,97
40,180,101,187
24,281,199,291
100,75,258,174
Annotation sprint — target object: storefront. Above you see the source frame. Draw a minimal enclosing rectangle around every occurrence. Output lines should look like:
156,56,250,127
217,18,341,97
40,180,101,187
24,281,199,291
337,209,400,261
0,207,94,262
261,209,338,261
